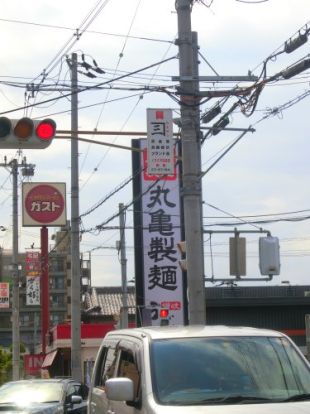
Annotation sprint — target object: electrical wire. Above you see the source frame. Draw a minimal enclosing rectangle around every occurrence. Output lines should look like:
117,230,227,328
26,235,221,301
79,31,176,191
0,17,172,44
0,56,177,116
204,202,264,231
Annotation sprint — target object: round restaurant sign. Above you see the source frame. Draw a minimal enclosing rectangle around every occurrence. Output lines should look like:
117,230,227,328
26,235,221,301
25,184,65,224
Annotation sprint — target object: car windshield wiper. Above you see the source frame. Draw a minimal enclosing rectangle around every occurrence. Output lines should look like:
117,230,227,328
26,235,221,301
200,395,274,405
283,393,310,402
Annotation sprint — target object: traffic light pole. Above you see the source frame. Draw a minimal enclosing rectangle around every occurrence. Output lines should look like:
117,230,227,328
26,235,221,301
176,0,206,324
70,52,82,381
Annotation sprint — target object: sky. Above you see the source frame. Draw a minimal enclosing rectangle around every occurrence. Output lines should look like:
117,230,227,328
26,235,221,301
0,0,310,288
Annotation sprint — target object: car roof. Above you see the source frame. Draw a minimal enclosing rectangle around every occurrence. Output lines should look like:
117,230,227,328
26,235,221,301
106,325,284,341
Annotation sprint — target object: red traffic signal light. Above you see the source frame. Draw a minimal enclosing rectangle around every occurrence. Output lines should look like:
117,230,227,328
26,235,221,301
36,119,56,140
159,309,169,318
0,117,56,149
159,308,169,326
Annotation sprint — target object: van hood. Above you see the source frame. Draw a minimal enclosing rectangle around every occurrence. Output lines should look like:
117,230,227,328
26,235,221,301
154,401,310,414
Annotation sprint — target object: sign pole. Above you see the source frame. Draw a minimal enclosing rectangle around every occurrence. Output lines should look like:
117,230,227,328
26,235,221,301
41,226,49,355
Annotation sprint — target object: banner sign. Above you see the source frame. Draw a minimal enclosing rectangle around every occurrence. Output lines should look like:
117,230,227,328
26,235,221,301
22,182,66,227
25,251,41,275
147,108,174,175
0,283,9,308
132,138,185,326
26,276,40,306
25,251,41,306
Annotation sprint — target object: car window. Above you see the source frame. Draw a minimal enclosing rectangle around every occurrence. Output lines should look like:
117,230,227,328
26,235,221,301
151,336,310,405
94,345,118,388
117,349,140,399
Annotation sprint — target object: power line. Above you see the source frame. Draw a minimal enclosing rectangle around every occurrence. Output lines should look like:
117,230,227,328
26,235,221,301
0,17,172,44
0,55,177,116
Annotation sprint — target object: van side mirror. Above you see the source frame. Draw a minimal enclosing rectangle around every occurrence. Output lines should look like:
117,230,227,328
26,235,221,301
105,378,135,402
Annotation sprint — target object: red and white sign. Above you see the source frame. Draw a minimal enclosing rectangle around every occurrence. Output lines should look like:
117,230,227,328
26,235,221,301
22,183,66,227
24,354,45,375
147,108,174,175
139,139,185,326
25,251,41,275
0,283,9,308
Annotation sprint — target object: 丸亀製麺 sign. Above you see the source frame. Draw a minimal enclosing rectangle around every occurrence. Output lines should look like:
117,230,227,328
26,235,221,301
133,138,185,326
22,183,66,227
147,108,174,175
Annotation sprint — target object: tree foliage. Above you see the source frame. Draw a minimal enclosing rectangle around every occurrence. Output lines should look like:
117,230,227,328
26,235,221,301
0,344,26,385
0,347,12,385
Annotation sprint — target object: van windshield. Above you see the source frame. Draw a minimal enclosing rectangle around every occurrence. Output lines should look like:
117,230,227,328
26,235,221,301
150,336,310,405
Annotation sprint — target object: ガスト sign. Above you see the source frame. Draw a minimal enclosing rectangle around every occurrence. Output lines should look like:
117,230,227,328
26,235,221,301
22,183,66,226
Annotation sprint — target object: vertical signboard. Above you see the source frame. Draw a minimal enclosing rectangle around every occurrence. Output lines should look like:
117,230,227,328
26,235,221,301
25,251,41,305
0,283,9,308
132,138,185,326
147,108,174,175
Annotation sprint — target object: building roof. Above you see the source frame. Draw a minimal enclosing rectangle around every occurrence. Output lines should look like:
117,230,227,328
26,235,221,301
84,287,136,316
84,285,310,317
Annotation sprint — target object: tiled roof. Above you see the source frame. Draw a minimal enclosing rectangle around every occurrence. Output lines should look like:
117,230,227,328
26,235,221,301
84,285,310,317
84,287,136,316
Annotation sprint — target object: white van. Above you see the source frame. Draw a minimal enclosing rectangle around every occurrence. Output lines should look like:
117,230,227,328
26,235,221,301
88,325,310,413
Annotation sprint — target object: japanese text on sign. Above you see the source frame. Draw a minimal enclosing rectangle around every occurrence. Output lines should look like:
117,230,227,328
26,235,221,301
25,251,41,305
147,109,174,175
140,139,184,326
26,276,40,306
22,183,66,227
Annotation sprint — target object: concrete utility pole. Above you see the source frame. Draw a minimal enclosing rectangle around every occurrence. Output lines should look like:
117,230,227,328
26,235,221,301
176,0,206,324
118,203,128,329
306,314,310,361
70,52,82,381
0,158,34,379
11,159,20,380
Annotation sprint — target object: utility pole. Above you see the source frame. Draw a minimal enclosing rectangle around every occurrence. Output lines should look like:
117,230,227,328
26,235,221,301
0,158,34,379
11,159,20,380
176,0,206,324
70,52,82,381
306,314,310,361
118,203,128,329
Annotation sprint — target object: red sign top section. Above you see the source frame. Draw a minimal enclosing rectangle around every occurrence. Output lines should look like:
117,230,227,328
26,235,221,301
143,149,177,181
25,184,65,224
155,110,164,120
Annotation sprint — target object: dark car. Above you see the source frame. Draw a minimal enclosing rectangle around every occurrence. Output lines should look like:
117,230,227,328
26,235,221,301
0,378,88,413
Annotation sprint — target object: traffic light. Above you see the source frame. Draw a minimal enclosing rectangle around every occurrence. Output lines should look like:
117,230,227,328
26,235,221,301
159,308,169,326
0,117,56,149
